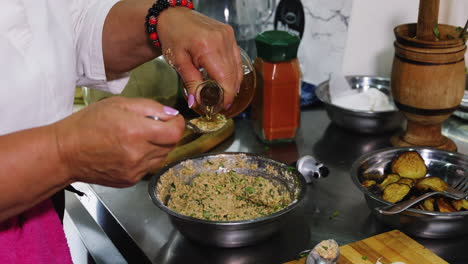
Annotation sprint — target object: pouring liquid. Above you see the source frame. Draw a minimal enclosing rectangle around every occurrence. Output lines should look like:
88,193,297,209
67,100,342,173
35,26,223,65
199,82,222,121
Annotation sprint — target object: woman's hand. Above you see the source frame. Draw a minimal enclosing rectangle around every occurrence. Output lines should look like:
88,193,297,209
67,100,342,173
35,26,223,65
157,7,243,109
104,2,242,109
54,97,185,187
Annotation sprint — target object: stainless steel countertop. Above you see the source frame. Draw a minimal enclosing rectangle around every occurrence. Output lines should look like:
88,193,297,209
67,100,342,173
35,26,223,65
71,107,468,264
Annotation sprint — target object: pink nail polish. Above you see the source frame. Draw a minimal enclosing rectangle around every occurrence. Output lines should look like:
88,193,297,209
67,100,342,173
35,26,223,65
188,94,195,109
163,106,179,116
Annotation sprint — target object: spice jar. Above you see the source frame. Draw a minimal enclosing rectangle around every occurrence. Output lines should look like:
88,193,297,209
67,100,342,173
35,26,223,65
251,30,301,143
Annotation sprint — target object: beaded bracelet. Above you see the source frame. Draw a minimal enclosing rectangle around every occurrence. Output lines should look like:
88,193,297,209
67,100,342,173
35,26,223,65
145,0,194,48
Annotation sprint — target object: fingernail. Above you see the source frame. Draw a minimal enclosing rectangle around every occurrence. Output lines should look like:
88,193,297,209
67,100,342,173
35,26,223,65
163,106,179,116
225,103,232,110
188,94,194,109
183,88,188,96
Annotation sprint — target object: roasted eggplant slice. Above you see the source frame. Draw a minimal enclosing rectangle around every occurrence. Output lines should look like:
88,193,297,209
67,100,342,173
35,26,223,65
436,197,457,212
415,177,448,192
397,178,415,188
379,174,400,189
382,183,411,203
421,197,436,211
361,172,382,181
362,180,377,188
391,151,427,179
451,199,468,211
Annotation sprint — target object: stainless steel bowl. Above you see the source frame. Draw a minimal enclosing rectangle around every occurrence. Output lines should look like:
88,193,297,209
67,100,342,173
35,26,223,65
148,152,307,248
454,91,468,120
315,76,404,134
351,147,468,239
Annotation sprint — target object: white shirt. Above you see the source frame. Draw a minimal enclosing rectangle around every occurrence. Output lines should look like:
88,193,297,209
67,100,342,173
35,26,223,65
0,0,129,135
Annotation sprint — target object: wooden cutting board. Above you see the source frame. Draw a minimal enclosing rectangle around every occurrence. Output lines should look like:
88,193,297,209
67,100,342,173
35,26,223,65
285,230,447,264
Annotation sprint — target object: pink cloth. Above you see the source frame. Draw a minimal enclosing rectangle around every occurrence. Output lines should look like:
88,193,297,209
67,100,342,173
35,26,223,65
0,199,73,264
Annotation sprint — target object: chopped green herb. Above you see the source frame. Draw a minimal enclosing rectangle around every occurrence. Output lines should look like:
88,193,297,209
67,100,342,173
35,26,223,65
203,210,211,218
286,166,297,172
455,26,463,32
362,255,368,260
298,252,309,258
273,205,282,211
433,23,440,39
329,211,340,220
245,186,255,194
322,246,329,250
169,183,176,192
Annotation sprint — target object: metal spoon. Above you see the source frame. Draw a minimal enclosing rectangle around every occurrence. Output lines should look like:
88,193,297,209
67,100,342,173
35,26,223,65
186,115,228,134
185,120,205,134
145,115,221,134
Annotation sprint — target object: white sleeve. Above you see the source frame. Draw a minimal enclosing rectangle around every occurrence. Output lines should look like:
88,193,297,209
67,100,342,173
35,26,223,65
72,0,129,94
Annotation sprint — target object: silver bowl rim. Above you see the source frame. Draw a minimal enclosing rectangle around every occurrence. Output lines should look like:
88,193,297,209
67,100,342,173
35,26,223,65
459,90,468,112
148,152,307,226
350,146,468,217
316,75,399,115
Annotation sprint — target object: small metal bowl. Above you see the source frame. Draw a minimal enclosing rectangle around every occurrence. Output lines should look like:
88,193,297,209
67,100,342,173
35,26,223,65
315,76,404,134
148,153,307,248
351,147,468,239
453,88,468,120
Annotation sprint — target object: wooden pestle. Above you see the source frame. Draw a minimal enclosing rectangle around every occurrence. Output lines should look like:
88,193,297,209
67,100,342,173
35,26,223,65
416,0,440,40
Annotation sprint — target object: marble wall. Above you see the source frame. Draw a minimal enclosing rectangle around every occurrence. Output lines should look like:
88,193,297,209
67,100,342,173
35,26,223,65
265,0,353,86
296,0,353,85
266,0,467,86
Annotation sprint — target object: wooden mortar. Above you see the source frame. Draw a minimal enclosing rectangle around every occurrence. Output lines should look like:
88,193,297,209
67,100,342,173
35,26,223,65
390,0,466,151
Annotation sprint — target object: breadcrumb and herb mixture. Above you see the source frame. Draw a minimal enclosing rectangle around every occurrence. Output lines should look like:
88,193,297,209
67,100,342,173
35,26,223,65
157,160,293,221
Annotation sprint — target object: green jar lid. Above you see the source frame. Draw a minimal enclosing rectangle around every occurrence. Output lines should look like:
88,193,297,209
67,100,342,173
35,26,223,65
255,30,300,62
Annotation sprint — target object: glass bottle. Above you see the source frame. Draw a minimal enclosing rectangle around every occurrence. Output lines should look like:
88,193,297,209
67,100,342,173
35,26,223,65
251,30,301,143
186,48,257,119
